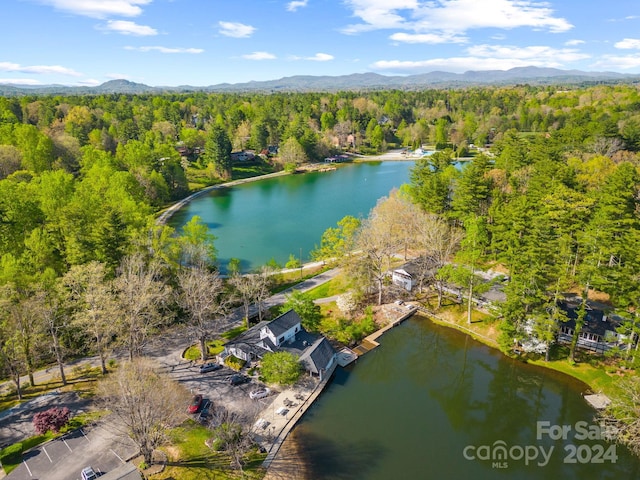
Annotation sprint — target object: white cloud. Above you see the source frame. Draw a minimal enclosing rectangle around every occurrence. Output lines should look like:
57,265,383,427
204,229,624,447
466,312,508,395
373,56,536,71
0,78,43,85
291,53,334,61
342,0,572,37
467,44,589,63
0,62,82,76
124,46,204,53
77,79,102,86
565,39,585,46
103,20,157,36
242,51,277,60
287,0,308,12
219,21,256,38
390,32,467,44
615,38,640,50
36,0,151,19
591,55,640,70
372,44,590,72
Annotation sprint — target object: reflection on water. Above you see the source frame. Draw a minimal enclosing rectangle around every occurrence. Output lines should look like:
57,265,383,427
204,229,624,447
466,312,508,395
292,316,640,480
169,162,414,272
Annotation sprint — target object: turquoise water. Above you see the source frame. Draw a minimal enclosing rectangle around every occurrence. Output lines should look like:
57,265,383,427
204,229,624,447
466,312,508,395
169,162,413,272
293,316,639,479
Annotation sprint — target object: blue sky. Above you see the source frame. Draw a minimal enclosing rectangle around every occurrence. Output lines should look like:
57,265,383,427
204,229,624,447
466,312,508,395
2,0,640,87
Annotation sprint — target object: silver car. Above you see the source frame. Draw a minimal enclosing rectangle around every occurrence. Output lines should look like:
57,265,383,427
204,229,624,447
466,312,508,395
81,467,98,480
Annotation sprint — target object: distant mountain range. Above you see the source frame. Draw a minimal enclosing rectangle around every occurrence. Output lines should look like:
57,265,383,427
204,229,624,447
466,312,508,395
2,67,639,96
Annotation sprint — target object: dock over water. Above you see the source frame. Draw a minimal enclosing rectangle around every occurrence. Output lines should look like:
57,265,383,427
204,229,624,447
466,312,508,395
352,303,418,357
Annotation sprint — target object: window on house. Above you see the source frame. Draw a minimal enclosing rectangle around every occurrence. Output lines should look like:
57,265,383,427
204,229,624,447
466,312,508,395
278,336,284,344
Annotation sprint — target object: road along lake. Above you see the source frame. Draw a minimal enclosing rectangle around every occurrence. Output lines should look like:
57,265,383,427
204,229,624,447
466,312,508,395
291,316,640,479
168,161,413,272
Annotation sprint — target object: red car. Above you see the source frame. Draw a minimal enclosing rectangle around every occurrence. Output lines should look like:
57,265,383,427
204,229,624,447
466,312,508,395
188,394,203,414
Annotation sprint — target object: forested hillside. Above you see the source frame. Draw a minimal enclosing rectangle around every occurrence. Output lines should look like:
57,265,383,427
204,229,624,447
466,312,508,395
1,84,640,389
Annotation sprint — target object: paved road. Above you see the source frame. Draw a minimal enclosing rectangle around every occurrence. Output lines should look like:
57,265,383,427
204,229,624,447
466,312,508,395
1,266,341,398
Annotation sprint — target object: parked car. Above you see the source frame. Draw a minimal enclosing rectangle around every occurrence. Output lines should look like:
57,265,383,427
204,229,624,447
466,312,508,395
198,400,212,423
81,467,98,480
199,362,221,373
229,374,249,385
188,394,203,413
250,387,271,400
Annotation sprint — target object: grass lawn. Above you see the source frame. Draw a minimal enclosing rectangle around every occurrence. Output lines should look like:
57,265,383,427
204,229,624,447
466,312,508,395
232,162,276,180
424,298,500,346
0,364,104,411
304,272,351,301
151,421,266,480
183,326,248,361
529,346,628,399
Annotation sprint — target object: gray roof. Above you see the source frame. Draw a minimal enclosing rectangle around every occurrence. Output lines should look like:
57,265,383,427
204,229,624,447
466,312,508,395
224,321,267,346
267,309,302,337
99,463,142,480
299,337,336,375
562,301,623,337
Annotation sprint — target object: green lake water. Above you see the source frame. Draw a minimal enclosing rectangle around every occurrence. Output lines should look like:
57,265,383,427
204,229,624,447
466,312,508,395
292,316,640,480
168,160,640,478
168,161,413,272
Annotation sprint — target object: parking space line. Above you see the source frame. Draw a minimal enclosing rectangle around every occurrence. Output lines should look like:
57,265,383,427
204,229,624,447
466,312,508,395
62,437,72,452
23,459,32,477
80,428,90,442
111,448,125,463
42,445,53,462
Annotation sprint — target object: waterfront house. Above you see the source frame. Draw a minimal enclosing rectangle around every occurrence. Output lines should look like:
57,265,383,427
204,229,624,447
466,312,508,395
230,151,255,162
392,268,415,291
221,310,337,379
557,300,628,354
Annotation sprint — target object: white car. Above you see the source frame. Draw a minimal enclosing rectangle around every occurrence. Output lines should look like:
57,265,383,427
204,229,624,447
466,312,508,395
249,387,271,399
81,467,98,480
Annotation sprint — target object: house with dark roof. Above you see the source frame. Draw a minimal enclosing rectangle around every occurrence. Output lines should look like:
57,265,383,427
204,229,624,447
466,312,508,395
557,300,628,354
221,310,337,379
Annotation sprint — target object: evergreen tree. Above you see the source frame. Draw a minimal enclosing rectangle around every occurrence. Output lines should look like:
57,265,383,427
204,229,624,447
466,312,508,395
203,125,232,180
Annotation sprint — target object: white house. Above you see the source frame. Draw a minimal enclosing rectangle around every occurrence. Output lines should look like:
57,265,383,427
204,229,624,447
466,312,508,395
221,310,337,378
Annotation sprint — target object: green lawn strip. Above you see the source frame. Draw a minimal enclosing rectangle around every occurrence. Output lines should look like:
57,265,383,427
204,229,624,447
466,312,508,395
183,326,249,361
1,365,103,413
232,163,275,180
303,273,351,301
529,355,624,399
151,421,266,480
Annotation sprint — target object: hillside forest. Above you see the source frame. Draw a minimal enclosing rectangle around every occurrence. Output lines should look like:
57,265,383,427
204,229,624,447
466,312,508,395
1,85,640,407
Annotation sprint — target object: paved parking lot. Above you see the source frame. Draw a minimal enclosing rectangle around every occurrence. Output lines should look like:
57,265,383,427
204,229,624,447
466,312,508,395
164,360,276,423
5,421,137,480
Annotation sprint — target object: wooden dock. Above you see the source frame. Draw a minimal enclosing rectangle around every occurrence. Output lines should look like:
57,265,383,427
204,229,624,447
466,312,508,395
353,304,417,357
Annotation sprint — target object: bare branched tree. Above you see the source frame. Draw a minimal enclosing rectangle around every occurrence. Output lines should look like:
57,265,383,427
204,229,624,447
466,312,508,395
30,286,68,385
416,214,463,302
63,262,119,374
207,406,261,472
97,359,189,465
177,265,229,361
599,376,640,456
114,254,171,360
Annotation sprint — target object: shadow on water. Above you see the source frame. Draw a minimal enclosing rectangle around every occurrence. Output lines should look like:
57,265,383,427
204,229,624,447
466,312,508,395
291,429,385,480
